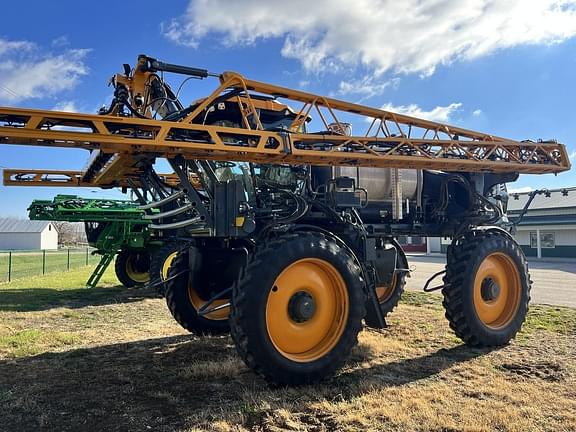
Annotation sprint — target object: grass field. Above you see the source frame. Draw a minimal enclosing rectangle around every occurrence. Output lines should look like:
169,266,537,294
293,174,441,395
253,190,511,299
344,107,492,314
0,249,100,282
0,268,575,431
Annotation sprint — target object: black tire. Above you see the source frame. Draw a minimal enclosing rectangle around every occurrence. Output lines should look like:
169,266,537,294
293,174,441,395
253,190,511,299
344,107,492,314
114,250,150,288
165,251,230,335
230,233,366,385
377,272,406,317
149,242,184,296
442,229,531,347
376,243,407,317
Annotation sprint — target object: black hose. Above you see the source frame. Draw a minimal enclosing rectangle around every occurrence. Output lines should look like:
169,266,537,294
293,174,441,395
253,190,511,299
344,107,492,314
121,99,148,119
98,98,118,116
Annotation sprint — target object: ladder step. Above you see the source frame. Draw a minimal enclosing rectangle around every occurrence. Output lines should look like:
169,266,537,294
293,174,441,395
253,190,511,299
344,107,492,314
86,253,115,288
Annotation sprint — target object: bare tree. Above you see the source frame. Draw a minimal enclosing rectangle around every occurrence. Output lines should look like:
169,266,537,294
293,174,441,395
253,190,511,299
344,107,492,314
52,221,86,246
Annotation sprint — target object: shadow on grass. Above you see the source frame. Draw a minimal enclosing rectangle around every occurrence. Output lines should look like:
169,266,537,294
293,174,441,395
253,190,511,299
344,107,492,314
347,344,490,386
0,285,158,312
0,334,491,432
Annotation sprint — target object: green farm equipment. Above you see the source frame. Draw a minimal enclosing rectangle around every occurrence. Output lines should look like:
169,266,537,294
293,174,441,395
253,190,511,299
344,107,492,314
28,194,157,288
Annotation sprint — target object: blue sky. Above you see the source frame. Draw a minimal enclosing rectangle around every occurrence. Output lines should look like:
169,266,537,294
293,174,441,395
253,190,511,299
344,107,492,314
1,0,576,217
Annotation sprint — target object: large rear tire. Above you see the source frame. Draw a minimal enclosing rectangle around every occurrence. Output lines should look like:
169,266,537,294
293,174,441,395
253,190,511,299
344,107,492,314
442,230,530,347
114,250,150,288
230,233,366,385
165,251,230,335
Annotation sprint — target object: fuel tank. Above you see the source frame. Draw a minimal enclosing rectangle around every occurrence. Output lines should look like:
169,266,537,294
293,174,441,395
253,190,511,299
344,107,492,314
334,167,420,203
312,166,422,221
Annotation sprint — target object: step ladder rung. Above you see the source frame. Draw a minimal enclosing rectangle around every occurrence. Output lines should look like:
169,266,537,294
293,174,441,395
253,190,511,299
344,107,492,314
86,252,115,288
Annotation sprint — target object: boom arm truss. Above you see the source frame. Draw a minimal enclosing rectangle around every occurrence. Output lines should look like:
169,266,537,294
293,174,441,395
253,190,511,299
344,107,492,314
0,55,570,188
28,194,147,223
3,167,180,188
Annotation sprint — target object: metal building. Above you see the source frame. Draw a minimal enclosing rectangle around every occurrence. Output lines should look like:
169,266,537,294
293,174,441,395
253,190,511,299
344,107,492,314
0,219,58,250
508,188,576,259
427,187,576,258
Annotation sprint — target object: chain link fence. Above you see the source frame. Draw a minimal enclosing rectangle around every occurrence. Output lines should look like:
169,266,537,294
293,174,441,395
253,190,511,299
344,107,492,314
0,248,101,283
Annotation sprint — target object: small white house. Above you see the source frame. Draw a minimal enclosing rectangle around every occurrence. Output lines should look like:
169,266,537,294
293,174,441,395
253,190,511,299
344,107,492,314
0,219,59,250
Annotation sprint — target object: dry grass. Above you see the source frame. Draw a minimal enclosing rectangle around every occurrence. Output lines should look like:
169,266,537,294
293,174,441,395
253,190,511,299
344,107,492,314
0,269,574,431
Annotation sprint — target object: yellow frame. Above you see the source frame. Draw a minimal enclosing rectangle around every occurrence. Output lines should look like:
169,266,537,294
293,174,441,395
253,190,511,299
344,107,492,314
0,58,571,188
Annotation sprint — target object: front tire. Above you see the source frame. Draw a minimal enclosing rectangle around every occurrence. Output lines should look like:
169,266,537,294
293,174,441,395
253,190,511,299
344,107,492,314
231,233,366,385
442,230,530,347
115,250,150,288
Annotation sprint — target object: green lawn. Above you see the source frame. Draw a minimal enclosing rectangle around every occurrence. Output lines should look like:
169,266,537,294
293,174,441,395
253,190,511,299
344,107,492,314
0,249,101,283
0,264,123,312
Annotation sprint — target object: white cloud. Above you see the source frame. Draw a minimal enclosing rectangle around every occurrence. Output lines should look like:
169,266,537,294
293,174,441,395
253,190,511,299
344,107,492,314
51,36,70,48
380,102,462,122
336,77,399,100
53,101,78,112
569,150,576,161
164,1,576,76
0,39,89,103
160,19,199,48
0,38,35,56
472,109,483,117
298,80,310,89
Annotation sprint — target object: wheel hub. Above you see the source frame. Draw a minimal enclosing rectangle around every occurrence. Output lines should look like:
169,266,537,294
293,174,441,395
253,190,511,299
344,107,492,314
480,277,500,302
131,253,150,273
287,291,316,323
265,258,349,362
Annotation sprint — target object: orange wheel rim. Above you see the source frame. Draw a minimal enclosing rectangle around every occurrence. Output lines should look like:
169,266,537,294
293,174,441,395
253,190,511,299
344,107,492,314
473,253,521,329
265,258,349,363
125,255,150,283
375,272,397,303
188,282,230,321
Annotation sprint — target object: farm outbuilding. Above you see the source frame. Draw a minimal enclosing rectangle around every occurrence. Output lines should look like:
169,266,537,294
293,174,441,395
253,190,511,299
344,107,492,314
0,219,58,250
428,187,576,258
507,188,576,258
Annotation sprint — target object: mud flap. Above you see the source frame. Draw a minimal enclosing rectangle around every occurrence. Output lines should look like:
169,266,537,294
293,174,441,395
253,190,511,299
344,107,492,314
364,285,387,328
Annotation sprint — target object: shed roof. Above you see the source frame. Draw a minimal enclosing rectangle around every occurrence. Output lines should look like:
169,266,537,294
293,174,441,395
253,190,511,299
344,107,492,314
510,214,576,226
0,219,52,233
508,188,576,212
